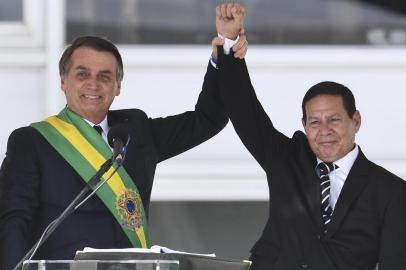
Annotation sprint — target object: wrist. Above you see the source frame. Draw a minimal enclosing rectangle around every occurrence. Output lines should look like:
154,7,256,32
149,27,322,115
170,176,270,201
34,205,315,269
218,34,239,55
218,32,239,40
210,54,218,64
210,54,218,69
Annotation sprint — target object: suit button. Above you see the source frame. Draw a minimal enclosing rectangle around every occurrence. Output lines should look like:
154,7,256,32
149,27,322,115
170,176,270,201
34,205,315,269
317,234,322,240
301,263,309,269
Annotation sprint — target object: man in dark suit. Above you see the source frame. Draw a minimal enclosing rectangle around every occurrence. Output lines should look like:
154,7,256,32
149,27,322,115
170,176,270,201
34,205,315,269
213,3,406,270
0,35,247,269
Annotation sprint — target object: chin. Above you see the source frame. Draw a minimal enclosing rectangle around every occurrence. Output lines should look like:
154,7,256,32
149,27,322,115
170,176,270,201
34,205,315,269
324,155,341,163
318,152,337,162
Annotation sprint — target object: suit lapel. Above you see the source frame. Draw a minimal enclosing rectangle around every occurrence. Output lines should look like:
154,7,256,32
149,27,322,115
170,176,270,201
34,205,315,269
300,161,325,233
107,110,128,129
326,149,370,237
108,111,139,167
291,137,325,233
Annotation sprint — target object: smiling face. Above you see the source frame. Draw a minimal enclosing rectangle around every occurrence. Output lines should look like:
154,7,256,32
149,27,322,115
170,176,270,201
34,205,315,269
302,94,361,162
60,46,121,124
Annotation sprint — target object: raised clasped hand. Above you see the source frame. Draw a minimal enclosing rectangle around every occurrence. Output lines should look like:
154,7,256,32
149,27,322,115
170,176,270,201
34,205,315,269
212,3,247,59
216,3,245,39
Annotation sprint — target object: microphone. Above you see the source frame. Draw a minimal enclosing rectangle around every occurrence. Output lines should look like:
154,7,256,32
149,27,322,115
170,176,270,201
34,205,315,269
108,124,130,164
12,125,130,270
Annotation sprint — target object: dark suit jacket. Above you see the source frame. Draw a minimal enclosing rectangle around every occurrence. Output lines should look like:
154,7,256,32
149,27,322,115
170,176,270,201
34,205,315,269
0,63,227,270
217,54,406,270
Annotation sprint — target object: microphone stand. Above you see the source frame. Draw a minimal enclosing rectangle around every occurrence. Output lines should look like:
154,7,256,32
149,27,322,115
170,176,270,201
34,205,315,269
13,157,118,270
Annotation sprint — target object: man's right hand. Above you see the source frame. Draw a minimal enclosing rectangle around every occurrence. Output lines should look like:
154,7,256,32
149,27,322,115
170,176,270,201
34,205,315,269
216,3,246,40
212,3,247,60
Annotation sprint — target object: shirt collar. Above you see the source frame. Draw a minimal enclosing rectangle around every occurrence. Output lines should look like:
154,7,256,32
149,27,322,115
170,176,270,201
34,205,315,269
83,116,109,136
316,144,359,175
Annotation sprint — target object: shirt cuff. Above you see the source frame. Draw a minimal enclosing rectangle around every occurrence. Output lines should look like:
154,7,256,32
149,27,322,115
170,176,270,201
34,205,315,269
210,56,218,69
210,34,239,68
219,34,240,55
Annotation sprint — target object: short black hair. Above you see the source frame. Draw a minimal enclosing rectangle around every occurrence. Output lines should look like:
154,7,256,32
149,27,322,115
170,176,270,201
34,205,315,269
59,36,123,81
302,81,356,123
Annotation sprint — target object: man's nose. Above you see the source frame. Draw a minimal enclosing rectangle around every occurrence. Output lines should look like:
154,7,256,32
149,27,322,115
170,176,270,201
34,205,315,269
319,122,332,135
85,76,98,90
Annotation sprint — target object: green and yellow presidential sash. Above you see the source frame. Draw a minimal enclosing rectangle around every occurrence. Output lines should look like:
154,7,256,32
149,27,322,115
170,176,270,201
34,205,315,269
31,107,149,248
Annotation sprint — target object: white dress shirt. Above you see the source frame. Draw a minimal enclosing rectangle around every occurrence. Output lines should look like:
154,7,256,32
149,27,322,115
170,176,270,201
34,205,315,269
84,116,110,145
317,145,359,210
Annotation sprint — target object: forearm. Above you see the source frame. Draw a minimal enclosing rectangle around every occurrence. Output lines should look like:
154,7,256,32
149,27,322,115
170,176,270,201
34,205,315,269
218,52,278,168
151,62,227,162
197,61,228,128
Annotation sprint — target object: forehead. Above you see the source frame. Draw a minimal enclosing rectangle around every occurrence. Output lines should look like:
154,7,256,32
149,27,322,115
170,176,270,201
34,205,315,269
69,46,118,71
305,95,346,116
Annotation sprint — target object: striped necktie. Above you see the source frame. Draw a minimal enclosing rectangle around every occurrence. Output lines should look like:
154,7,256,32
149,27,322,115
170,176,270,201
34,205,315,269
316,162,338,231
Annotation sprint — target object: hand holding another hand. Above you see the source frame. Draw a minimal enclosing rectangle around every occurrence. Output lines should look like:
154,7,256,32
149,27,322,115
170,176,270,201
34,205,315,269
211,29,248,59
212,3,247,60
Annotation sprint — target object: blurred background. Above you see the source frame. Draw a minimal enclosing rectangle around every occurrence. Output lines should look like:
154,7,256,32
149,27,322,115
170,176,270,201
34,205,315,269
1,0,406,260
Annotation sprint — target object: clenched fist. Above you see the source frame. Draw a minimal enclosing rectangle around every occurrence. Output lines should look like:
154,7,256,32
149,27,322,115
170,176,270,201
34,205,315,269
216,3,245,39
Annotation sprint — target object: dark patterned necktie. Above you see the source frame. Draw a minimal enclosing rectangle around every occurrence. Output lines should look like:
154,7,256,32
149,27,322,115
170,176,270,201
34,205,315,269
93,125,103,135
316,162,338,231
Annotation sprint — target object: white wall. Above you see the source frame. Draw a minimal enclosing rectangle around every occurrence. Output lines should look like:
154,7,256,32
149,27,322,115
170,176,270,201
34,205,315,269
1,1,406,201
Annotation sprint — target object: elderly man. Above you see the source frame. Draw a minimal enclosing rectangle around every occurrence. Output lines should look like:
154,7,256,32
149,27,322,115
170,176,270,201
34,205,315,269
0,20,247,269
212,3,406,270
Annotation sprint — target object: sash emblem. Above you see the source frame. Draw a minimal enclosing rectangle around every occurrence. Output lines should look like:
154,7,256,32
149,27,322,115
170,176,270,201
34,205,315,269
116,188,143,231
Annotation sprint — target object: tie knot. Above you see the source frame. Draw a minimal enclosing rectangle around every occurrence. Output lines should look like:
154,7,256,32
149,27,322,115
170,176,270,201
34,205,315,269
316,162,338,177
93,125,103,135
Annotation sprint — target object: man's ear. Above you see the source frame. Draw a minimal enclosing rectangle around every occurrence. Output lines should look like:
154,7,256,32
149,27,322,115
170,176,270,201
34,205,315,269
353,110,361,132
115,81,121,96
60,76,66,93
302,118,306,131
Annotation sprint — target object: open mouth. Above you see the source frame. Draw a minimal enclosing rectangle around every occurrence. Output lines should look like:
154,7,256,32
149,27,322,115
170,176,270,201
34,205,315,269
82,94,102,100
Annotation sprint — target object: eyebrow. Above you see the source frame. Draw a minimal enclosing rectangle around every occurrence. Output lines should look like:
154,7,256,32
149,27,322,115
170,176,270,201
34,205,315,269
74,65,89,71
308,113,341,120
99,70,113,75
74,66,113,74
328,113,341,118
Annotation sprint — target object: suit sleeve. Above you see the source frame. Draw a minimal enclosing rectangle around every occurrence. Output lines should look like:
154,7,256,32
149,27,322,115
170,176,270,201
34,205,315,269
0,128,40,270
378,181,406,270
217,53,290,171
149,62,228,162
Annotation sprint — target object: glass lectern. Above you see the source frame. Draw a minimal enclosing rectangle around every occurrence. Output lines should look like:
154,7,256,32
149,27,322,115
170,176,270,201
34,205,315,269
22,260,179,270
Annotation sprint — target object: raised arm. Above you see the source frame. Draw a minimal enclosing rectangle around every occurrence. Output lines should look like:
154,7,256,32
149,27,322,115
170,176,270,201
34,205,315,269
149,4,249,162
149,60,228,162
215,3,290,170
